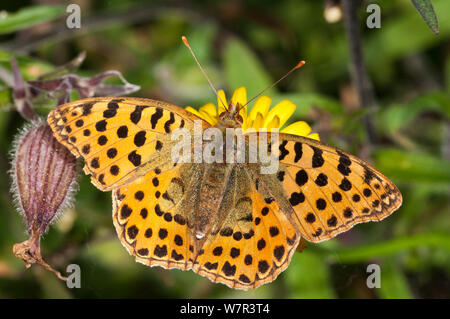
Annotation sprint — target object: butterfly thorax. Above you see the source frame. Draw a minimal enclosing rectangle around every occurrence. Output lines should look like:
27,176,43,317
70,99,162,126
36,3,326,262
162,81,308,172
215,102,243,129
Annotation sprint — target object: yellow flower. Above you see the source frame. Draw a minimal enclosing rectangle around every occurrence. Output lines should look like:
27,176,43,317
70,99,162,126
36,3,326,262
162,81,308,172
186,86,320,140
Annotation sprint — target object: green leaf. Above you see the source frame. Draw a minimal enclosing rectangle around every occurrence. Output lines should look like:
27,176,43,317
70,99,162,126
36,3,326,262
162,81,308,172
271,93,343,118
377,92,450,134
285,251,335,298
223,38,273,99
0,89,12,109
374,148,450,184
365,0,450,69
378,259,414,299
38,271,73,299
0,5,65,35
411,0,439,34
330,233,450,263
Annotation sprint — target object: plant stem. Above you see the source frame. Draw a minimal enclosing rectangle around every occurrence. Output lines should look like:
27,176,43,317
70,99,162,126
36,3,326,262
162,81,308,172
342,0,378,144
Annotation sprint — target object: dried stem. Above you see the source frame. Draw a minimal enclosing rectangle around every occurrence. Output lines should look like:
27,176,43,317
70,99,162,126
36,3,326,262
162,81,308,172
13,228,67,281
342,0,378,144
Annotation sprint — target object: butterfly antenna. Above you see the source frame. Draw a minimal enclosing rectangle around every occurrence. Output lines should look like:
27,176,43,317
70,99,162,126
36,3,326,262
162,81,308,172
182,36,228,110
239,60,306,112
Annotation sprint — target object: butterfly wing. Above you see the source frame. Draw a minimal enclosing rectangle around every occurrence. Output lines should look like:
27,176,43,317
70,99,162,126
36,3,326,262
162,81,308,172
193,165,300,290
113,162,299,290
246,132,402,243
113,162,205,270
48,97,209,191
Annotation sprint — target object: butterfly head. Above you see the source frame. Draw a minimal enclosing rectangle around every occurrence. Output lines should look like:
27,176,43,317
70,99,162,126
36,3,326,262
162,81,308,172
218,101,243,128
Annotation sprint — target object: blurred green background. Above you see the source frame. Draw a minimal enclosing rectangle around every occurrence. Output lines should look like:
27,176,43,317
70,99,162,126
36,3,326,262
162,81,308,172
0,0,449,298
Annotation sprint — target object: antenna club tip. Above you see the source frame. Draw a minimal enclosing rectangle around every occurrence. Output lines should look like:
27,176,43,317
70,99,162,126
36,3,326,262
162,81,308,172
181,36,189,46
295,60,306,69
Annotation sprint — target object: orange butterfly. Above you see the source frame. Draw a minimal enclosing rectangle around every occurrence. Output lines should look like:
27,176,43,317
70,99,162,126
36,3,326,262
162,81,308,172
47,38,402,290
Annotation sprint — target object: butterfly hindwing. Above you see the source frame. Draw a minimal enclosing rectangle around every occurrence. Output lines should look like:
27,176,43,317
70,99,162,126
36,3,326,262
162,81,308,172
113,163,208,270
48,97,209,191
251,132,402,243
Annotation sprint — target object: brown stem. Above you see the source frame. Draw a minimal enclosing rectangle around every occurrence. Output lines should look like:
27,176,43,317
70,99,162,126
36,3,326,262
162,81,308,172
13,227,67,281
342,0,378,144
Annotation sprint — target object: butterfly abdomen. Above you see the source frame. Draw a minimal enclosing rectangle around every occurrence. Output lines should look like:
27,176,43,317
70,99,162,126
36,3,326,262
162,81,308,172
195,163,234,239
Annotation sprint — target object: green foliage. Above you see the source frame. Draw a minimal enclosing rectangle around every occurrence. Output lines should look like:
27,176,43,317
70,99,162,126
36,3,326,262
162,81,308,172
224,38,274,98
328,233,450,263
377,92,450,135
286,251,335,299
0,0,448,299
374,149,450,184
0,5,65,35
411,0,439,34
379,258,414,299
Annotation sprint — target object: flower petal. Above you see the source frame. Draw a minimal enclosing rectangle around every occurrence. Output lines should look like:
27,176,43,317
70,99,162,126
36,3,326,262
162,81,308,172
231,86,247,107
185,106,201,117
281,121,312,136
186,87,320,140
252,112,266,130
199,103,217,117
307,133,320,141
217,90,228,115
247,96,271,129
263,100,296,129
199,111,218,125
199,102,218,124
231,86,248,128
185,106,216,125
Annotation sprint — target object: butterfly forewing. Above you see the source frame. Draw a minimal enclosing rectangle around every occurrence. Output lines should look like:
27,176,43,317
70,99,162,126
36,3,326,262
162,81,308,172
253,132,402,242
48,97,209,190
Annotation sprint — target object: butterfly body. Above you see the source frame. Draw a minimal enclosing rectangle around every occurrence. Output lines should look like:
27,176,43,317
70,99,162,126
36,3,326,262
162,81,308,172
48,96,402,290
196,162,234,240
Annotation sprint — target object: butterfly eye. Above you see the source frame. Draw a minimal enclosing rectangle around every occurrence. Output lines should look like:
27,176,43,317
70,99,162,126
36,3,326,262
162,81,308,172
235,114,243,124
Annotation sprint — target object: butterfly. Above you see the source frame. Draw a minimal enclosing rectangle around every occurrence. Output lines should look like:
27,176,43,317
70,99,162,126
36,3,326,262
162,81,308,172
47,92,402,290
47,37,402,290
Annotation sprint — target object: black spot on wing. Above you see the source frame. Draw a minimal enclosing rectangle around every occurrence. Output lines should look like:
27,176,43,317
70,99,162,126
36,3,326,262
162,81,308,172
311,146,324,168
103,100,121,118
151,107,164,129
222,261,236,276
295,169,308,186
130,105,148,124
95,120,107,132
164,112,175,133
362,164,378,184
81,102,94,116
293,142,303,162
128,151,141,166
279,140,289,160
134,131,146,147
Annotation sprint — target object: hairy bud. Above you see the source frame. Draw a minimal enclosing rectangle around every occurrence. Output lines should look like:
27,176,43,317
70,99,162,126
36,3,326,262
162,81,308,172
10,121,78,279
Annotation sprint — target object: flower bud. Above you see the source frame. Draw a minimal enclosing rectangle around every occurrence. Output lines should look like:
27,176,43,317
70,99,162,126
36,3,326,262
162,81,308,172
11,121,78,234
10,121,78,279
